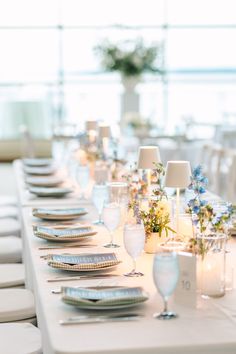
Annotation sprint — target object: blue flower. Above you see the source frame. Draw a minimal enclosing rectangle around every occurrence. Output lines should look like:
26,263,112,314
188,183,193,190
227,203,233,214
193,205,200,214
200,199,207,206
188,198,195,206
199,186,206,194
200,176,208,185
192,165,202,177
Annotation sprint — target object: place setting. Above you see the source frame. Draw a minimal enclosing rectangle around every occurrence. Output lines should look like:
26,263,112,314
28,186,74,198
32,207,88,220
23,164,57,176
22,158,54,167
59,283,147,325
25,175,64,188
60,285,148,312
33,224,97,242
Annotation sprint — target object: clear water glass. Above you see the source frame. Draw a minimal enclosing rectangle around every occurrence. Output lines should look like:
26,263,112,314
123,223,145,277
76,165,90,199
92,184,109,225
153,252,179,320
107,182,128,204
107,182,128,227
103,202,121,248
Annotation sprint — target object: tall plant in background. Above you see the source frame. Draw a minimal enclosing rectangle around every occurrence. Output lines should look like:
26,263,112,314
94,38,163,77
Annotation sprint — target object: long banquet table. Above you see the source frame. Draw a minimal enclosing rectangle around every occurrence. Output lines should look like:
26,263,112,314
13,160,236,354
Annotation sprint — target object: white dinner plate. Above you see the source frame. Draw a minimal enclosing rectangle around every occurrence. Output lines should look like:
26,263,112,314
23,158,53,167
24,166,56,175
26,176,64,187
29,187,73,197
32,207,88,220
33,225,97,242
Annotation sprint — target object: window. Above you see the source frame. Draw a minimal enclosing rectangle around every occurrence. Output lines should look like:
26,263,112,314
0,0,235,138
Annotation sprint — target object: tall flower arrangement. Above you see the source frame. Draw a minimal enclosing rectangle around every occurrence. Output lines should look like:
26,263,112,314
187,165,233,235
94,39,162,77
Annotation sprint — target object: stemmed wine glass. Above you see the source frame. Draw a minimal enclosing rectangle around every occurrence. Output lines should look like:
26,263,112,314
123,223,145,277
92,184,109,225
76,165,90,199
153,252,179,320
107,182,128,228
103,202,121,248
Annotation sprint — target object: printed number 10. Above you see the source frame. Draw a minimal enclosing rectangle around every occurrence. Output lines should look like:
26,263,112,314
182,280,191,290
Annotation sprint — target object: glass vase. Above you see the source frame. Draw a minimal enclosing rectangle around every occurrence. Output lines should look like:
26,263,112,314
197,233,226,298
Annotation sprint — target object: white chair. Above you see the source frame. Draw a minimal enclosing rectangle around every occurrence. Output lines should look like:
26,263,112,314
0,218,21,237
0,289,36,323
201,143,223,195
218,148,236,202
0,323,42,354
0,196,17,207
0,264,25,289
0,206,19,219
0,236,22,263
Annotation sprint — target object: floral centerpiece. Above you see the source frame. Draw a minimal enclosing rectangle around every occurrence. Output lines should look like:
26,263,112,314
123,112,153,136
94,38,162,78
139,198,174,238
127,162,174,252
186,165,234,298
186,165,233,256
186,165,233,236
122,164,148,202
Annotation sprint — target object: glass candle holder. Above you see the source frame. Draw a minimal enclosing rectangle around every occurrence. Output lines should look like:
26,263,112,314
197,233,226,298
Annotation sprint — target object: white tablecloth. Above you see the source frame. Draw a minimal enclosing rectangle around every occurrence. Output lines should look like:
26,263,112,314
20,204,236,354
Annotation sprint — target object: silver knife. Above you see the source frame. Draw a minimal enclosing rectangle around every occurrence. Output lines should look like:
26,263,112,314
47,274,120,282
59,314,142,325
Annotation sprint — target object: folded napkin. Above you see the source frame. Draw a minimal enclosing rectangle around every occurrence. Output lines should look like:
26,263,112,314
47,253,121,271
62,286,148,308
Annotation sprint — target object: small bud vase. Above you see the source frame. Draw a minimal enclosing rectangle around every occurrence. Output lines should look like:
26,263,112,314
144,232,167,254
197,233,226,298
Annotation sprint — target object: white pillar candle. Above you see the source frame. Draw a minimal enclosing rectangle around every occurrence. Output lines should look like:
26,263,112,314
201,253,225,297
179,214,194,240
102,137,109,156
88,130,97,143
94,166,108,184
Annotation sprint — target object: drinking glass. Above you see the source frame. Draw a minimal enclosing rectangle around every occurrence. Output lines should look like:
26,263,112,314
103,202,121,248
107,182,128,204
153,252,179,320
92,184,109,225
107,182,128,227
76,165,90,199
123,223,145,277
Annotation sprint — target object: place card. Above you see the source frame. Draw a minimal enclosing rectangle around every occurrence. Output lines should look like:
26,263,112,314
175,252,197,307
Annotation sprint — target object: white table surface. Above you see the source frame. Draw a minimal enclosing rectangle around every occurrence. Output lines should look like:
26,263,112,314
20,203,236,354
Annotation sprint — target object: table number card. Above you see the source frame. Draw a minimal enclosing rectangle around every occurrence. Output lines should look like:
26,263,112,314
175,252,197,307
